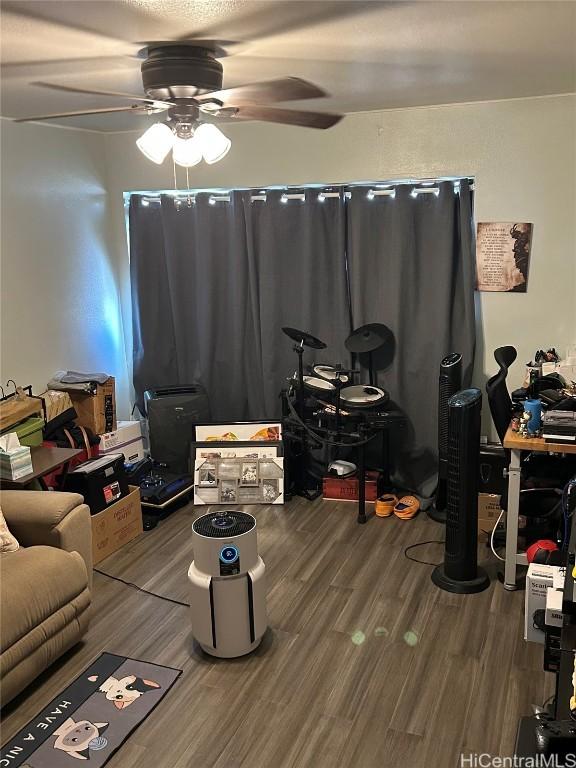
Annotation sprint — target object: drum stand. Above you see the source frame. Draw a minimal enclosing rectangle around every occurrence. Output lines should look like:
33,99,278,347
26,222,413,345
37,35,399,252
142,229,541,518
357,430,367,524
333,374,345,436
348,351,375,388
367,351,375,387
281,388,322,502
294,340,306,419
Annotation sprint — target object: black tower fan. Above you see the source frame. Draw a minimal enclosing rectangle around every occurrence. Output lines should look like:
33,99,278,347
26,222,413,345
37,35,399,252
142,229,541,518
432,388,490,594
428,353,463,523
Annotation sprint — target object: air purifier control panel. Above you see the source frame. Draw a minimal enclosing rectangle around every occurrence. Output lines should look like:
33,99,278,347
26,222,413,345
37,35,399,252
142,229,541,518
219,544,240,576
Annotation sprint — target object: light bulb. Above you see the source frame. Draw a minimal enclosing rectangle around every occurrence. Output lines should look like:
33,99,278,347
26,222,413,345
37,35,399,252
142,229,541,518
136,123,174,164
172,135,203,167
194,123,231,164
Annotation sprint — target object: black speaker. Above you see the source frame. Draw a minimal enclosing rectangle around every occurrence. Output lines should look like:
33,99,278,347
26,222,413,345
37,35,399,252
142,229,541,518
432,388,490,594
428,352,462,523
144,385,210,473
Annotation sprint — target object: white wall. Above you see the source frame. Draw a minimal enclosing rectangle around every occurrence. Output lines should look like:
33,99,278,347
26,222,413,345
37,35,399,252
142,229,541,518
0,119,128,414
103,94,576,436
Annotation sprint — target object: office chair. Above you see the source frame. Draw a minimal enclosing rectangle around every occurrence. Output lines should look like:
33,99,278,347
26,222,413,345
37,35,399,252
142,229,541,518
486,346,562,546
486,345,518,452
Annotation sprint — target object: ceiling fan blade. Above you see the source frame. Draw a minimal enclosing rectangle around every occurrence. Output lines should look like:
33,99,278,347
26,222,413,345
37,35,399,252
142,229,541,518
32,81,171,108
13,105,153,123
199,77,327,106
228,105,342,129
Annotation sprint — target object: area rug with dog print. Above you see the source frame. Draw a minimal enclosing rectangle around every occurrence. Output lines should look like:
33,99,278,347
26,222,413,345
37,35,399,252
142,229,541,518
1,653,181,766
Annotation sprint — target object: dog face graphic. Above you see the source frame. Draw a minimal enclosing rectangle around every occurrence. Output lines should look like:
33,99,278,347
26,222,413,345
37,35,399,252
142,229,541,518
53,717,108,760
99,674,161,709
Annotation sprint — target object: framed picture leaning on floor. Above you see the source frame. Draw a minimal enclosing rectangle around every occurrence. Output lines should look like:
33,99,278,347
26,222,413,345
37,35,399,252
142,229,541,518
192,441,284,505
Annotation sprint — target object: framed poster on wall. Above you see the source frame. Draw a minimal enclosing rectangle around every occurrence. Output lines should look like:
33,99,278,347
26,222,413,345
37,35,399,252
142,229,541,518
476,222,533,292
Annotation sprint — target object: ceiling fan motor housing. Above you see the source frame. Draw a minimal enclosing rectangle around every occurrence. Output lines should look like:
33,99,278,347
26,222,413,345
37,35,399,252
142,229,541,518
142,45,224,100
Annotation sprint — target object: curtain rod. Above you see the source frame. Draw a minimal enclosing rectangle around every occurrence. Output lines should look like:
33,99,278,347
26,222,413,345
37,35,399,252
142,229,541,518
126,176,474,204
131,178,474,206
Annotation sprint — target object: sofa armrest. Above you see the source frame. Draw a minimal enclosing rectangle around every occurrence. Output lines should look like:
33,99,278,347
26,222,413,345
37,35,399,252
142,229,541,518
1,490,84,531
0,491,93,589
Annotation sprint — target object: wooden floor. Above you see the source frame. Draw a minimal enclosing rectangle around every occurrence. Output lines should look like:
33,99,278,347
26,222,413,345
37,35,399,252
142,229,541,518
2,497,554,767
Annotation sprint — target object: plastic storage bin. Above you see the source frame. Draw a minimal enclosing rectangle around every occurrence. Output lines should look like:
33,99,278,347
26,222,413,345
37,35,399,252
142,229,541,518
1,416,44,447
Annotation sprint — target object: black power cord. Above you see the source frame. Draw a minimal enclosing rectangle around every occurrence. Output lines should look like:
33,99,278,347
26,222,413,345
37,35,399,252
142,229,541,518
404,540,445,566
94,568,189,608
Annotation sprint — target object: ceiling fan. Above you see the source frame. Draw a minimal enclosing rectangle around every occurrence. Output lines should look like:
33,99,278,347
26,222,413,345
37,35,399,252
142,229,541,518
15,43,343,167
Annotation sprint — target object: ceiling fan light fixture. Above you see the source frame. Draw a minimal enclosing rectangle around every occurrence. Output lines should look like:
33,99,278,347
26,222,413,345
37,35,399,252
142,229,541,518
194,123,231,164
172,135,203,168
136,122,174,164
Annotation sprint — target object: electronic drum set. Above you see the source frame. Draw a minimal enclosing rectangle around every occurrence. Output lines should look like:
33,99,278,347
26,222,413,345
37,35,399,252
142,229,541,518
281,323,403,522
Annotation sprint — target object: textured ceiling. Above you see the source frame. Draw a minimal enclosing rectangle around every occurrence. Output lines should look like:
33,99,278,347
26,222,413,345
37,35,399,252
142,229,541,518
1,0,574,132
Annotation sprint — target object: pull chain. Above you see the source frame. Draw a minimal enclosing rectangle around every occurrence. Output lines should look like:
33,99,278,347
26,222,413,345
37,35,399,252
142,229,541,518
186,166,192,207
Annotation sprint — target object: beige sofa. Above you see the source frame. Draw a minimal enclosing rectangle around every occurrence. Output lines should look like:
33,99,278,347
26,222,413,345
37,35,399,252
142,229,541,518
0,491,92,706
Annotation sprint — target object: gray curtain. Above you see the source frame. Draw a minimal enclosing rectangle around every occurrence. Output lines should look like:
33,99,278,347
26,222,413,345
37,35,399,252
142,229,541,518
245,189,350,416
346,180,476,496
130,180,475,493
129,191,350,420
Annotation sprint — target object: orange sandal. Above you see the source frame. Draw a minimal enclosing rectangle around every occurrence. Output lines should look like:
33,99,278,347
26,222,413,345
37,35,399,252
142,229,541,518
375,494,398,518
393,495,420,520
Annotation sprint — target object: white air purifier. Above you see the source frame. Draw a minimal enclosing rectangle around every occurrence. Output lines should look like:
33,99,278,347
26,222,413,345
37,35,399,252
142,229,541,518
188,510,267,658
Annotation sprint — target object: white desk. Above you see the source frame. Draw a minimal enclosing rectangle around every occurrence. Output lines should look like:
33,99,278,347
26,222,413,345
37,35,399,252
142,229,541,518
502,426,576,590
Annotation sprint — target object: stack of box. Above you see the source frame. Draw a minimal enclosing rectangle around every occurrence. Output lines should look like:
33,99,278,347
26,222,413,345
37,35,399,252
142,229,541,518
98,421,145,464
0,433,33,480
545,566,566,629
477,493,502,543
68,377,116,435
525,563,565,644
91,486,143,565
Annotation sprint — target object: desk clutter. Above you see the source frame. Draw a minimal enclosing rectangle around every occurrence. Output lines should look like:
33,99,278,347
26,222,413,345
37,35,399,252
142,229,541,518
0,372,148,564
543,411,576,445
485,342,576,753
508,345,576,439
515,510,576,758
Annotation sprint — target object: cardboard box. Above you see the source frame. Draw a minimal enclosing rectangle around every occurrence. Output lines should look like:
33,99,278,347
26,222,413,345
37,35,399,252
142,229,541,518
0,395,43,432
478,493,502,542
69,377,116,435
525,563,562,643
479,444,507,495
99,420,145,463
545,586,564,629
91,485,143,565
322,471,379,502
553,567,567,591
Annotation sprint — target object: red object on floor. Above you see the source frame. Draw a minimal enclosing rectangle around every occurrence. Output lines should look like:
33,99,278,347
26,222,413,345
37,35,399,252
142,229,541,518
526,539,558,564
322,471,379,502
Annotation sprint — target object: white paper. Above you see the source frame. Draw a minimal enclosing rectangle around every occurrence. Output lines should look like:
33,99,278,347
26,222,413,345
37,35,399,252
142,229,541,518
0,432,22,453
